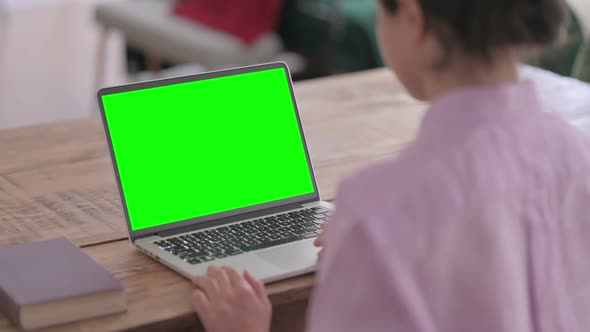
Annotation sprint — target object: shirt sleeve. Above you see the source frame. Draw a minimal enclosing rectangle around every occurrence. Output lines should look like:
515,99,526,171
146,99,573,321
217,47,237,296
305,181,532,332
306,204,402,332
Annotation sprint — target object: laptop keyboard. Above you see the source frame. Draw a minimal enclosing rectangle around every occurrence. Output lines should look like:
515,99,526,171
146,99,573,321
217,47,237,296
153,206,331,265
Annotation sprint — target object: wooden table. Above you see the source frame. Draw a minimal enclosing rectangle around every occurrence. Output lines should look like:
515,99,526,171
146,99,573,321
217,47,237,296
0,68,426,331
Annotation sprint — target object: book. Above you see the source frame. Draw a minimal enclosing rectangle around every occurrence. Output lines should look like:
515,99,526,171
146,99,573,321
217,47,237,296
0,237,126,330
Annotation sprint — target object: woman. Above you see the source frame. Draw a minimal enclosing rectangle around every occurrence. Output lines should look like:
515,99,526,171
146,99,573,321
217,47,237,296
191,0,590,331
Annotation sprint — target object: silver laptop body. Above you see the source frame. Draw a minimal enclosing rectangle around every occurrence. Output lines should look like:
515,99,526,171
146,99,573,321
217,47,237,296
98,62,333,283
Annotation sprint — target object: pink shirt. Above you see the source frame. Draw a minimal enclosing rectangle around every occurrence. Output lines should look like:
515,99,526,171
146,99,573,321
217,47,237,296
306,81,590,332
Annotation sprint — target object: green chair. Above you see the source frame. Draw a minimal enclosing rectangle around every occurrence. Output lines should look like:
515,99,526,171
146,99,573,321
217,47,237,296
529,10,590,81
278,0,382,76
572,39,590,82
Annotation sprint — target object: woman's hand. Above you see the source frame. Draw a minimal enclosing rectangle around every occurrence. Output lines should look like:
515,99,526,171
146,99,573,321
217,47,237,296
313,223,327,258
192,266,272,332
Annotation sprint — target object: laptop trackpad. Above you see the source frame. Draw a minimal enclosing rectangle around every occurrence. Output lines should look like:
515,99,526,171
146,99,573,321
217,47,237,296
255,241,319,270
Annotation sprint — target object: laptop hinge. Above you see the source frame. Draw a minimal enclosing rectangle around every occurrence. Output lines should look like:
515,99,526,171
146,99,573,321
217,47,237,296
155,201,315,238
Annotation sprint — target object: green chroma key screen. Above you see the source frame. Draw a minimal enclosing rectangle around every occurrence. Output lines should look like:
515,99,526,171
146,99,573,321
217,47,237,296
101,68,315,231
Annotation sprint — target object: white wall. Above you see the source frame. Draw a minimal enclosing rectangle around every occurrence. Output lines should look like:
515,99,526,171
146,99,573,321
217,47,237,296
0,0,125,129
5,0,74,9
569,0,590,35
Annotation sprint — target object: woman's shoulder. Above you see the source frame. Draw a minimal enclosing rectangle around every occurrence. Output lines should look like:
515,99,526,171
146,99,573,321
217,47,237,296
336,145,461,216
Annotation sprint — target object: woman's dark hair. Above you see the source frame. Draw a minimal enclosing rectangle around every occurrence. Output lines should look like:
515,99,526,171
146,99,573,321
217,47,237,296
380,0,567,60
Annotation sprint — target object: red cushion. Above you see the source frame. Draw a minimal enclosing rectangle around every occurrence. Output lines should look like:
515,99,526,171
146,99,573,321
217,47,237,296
173,0,284,44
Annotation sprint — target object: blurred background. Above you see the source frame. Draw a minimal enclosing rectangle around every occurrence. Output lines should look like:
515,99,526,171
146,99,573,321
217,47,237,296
1,0,590,130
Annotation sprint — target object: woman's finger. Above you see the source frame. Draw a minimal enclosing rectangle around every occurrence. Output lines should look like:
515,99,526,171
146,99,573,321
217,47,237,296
317,248,325,258
313,234,324,247
207,266,230,293
244,270,267,302
192,275,219,298
224,266,246,288
192,289,211,319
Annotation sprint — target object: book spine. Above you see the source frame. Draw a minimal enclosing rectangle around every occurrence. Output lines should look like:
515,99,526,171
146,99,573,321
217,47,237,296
0,286,22,329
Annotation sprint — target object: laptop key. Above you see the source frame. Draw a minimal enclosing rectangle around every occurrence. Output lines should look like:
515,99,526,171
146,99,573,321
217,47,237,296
210,248,223,255
190,249,209,257
225,249,244,256
220,245,236,251
208,241,224,248
198,256,215,262
187,258,202,265
234,241,250,248
304,226,318,232
300,232,318,239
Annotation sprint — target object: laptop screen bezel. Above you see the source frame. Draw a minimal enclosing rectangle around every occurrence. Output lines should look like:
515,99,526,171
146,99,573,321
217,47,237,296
97,62,320,240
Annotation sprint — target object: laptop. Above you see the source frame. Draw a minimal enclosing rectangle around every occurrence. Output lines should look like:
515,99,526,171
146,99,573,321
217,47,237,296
97,62,333,283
